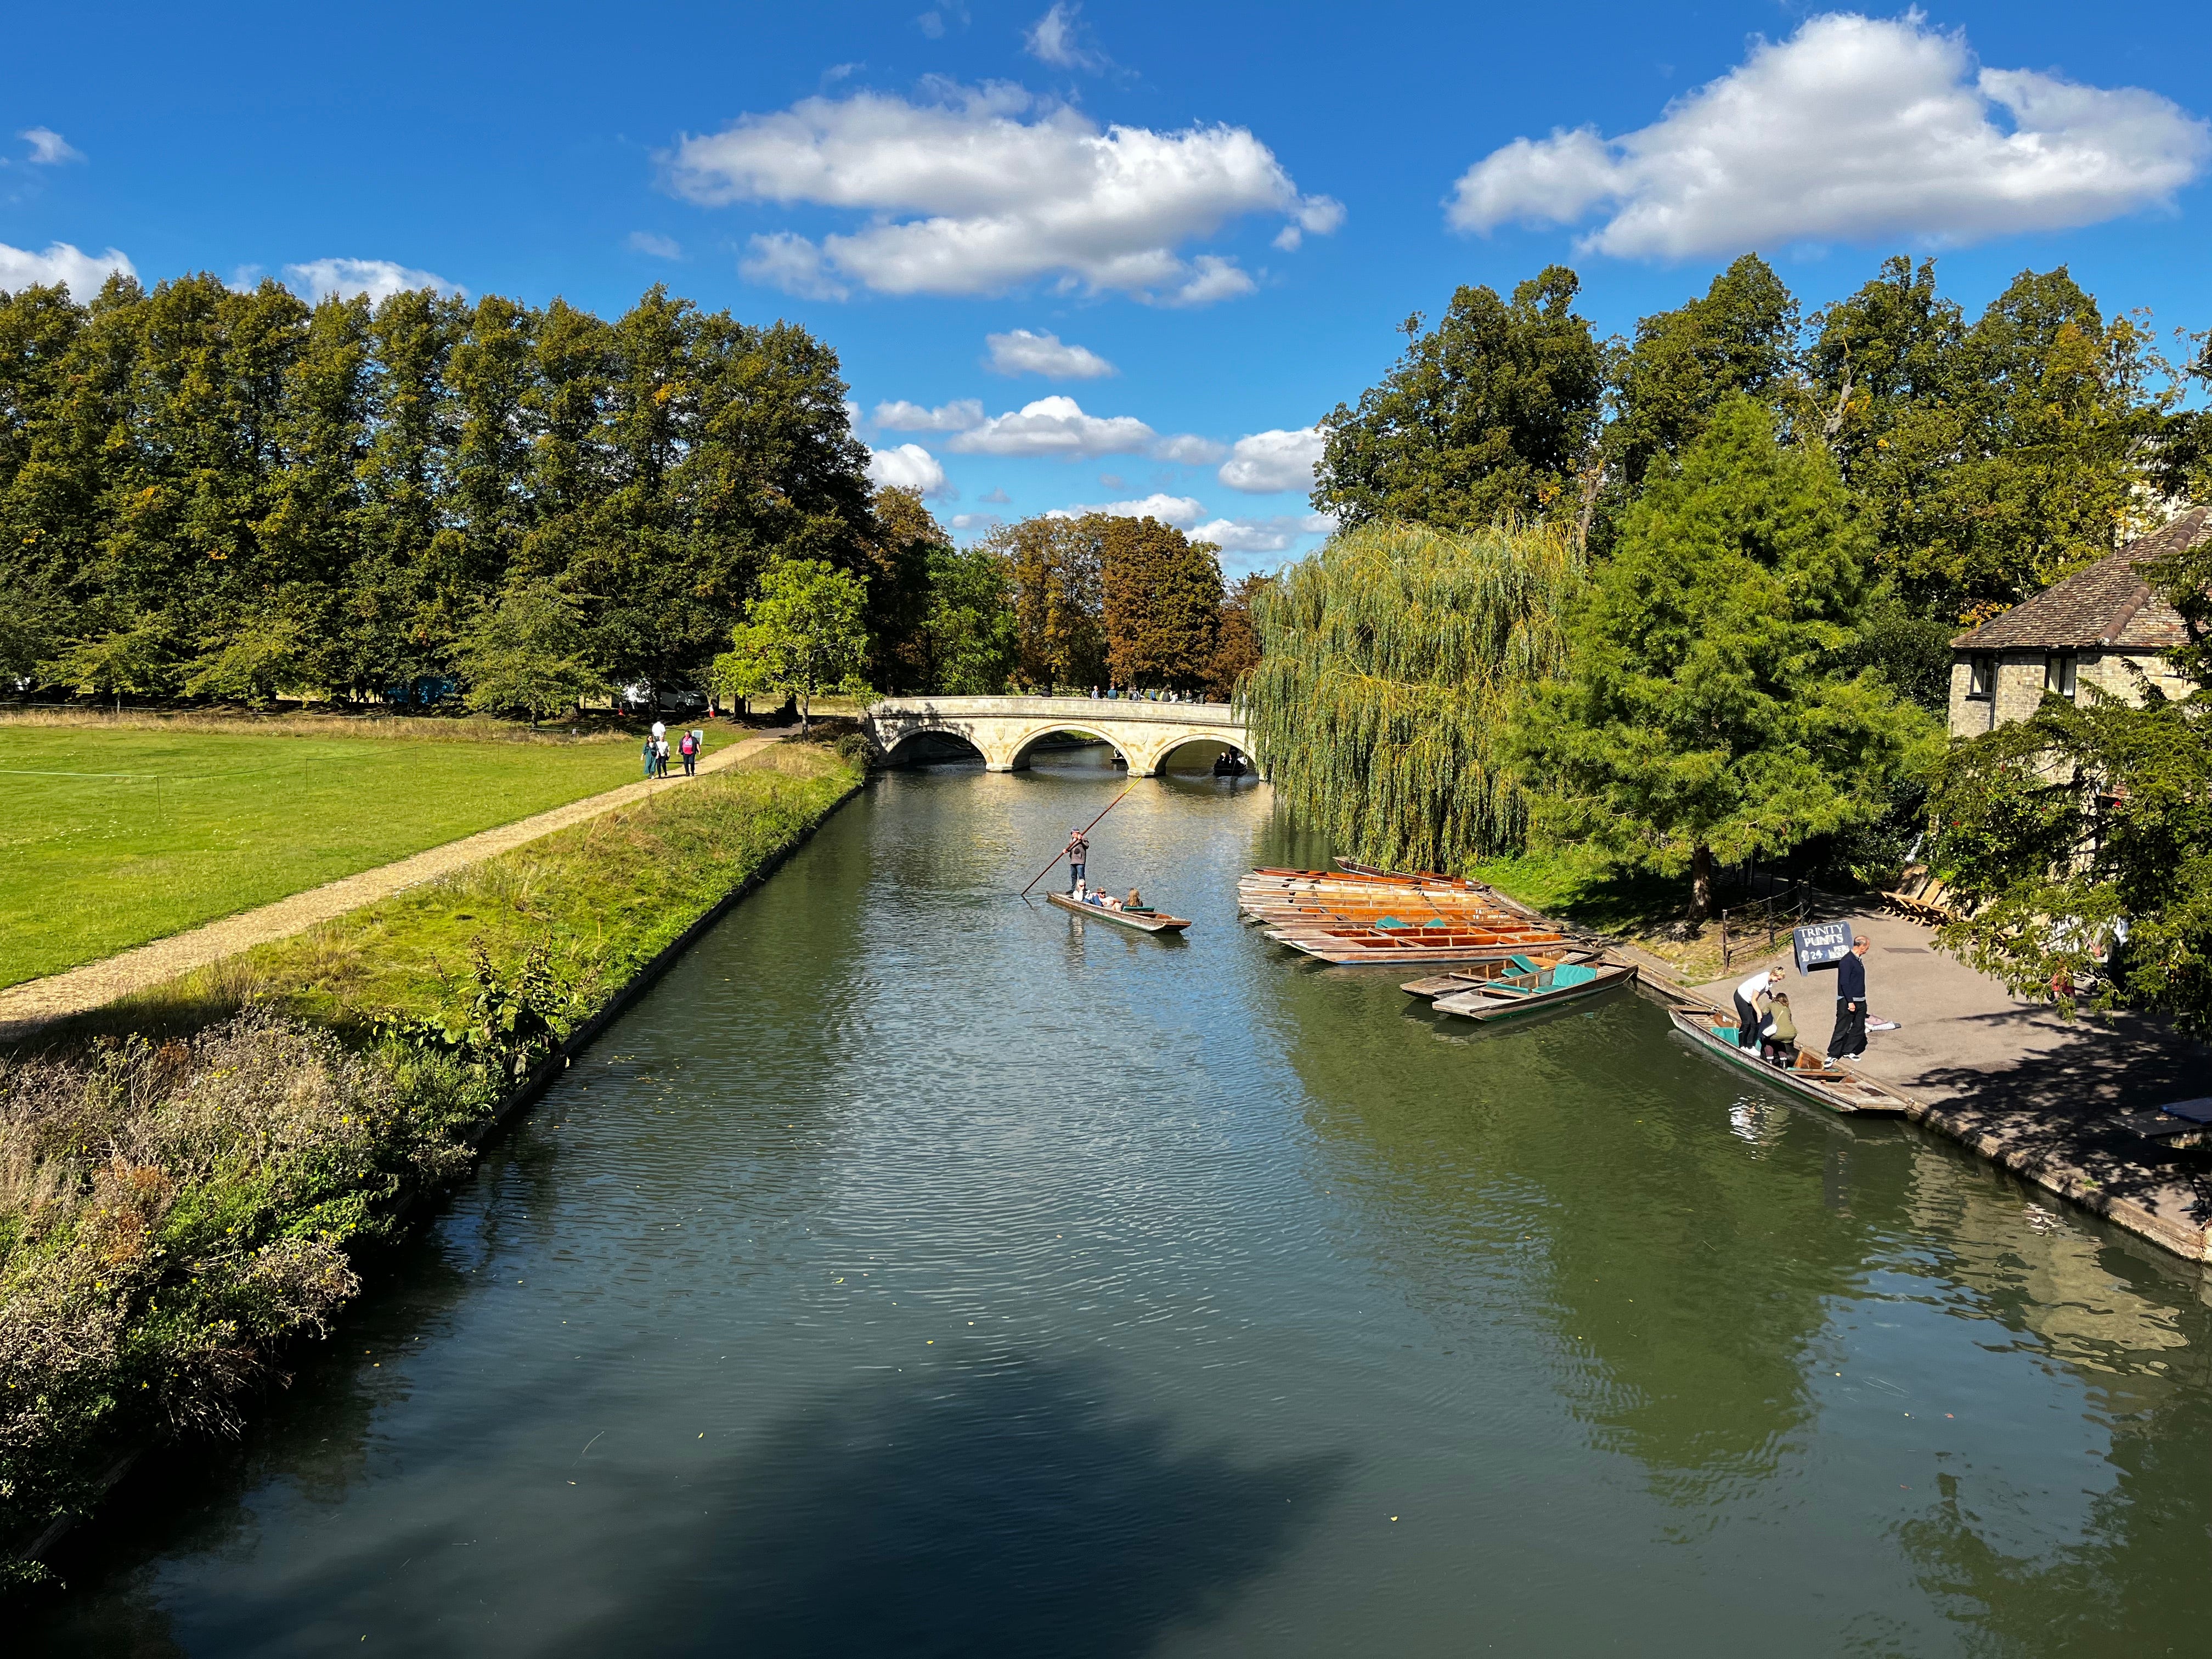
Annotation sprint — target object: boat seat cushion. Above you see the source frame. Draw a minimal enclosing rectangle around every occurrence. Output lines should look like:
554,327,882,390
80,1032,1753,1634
1550,964,1598,988
1507,954,1537,974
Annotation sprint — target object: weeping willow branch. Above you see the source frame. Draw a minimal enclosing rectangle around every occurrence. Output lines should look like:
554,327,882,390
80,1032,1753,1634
1239,520,1579,873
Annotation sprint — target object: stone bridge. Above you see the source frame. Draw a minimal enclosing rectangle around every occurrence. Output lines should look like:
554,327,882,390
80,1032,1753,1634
865,695,1262,778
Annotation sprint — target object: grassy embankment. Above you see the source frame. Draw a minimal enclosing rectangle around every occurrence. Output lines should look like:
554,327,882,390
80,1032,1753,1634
1470,847,1738,984
0,738,862,1581
1,716,695,988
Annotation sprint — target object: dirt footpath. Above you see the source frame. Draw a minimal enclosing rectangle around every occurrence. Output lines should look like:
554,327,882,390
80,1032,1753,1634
1694,908,2212,1261
0,726,794,1042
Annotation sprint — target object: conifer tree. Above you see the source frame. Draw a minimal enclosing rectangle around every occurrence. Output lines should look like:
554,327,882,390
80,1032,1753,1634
1515,397,1937,922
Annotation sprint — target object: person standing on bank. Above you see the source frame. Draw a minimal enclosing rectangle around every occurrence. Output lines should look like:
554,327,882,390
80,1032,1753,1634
1065,827,1089,894
1830,935,1871,1062
1733,965,1783,1052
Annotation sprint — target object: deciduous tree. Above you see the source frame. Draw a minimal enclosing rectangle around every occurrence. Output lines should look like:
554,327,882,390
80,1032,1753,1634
711,556,868,731
1314,266,1602,534
1100,514,1221,691
1245,520,1579,873
456,582,597,725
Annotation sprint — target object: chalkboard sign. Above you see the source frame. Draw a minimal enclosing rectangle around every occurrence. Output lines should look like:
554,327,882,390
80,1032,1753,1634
1793,921,1853,974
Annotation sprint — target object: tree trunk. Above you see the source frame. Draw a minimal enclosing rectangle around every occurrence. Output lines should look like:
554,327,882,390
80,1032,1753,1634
1688,844,1716,926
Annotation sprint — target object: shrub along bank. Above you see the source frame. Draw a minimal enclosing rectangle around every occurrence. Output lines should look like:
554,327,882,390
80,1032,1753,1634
0,740,862,1583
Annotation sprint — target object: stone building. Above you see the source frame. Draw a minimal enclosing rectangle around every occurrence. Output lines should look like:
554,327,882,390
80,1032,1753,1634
1946,506,2205,739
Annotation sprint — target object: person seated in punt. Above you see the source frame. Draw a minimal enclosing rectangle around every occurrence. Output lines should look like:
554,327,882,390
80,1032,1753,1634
1125,888,1146,912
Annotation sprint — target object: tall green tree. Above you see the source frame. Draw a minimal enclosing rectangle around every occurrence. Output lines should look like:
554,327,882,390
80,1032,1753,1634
1602,253,1804,503
919,541,1019,695
711,555,868,731
1245,519,1580,873
1100,514,1222,691
991,515,1105,690
1516,397,1937,922
1810,261,2169,622
456,581,597,725
864,485,946,693
1313,266,1603,535
1206,571,1270,701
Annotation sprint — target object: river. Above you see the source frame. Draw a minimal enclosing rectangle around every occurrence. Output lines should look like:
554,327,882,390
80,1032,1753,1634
27,749,2212,1655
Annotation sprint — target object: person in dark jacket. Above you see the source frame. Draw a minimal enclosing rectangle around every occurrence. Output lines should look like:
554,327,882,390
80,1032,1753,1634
1065,828,1088,894
1830,935,1871,1062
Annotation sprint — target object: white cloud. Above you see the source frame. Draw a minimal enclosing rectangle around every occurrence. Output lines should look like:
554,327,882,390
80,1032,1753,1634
672,82,1340,303
1188,512,1336,554
0,240,133,298
628,230,682,258
1219,426,1325,495
875,397,985,432
1148,432,1228,465
20,127,83,166
978,487,1012,504
1047,493,1208,526
285,258,465,303
985,327,1115,379
1447,14,2211,259
950,512,1001,531
1024,2,1104,71
867,442,955,498
738,231,848,300
934,394,1215,462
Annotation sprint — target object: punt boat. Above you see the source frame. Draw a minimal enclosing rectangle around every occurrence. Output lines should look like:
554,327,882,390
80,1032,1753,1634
1666,1003,1911,1115
1404,953,1635,1022
1046,890,1191,934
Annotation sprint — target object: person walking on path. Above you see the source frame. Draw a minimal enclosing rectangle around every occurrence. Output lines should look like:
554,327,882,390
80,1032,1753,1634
641,733,657,778
679,729,698,776
1830,935,1871,1062
654,736,671,778
1065,827,1089,894
1733,965,1783,1052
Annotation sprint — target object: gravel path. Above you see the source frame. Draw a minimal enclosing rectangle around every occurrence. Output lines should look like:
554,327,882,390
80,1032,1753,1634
0,726,795,1041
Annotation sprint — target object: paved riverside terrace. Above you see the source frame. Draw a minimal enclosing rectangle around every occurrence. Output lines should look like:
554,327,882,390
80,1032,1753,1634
865,694,1260,776
1696,908,2212,1260
0,725,794,1043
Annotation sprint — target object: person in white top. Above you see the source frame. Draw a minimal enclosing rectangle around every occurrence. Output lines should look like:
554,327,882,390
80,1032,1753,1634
1733,966,1784,1052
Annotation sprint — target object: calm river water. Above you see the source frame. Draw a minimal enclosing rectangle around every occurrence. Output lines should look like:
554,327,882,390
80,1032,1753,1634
29,751,2212,1655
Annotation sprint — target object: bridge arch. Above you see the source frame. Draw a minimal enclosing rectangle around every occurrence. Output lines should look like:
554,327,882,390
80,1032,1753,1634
1150,732,1254,775
881,726,987,765
1005,724,1132,772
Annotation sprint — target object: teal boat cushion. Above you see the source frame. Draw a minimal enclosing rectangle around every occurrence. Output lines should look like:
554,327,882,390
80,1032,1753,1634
1714,1025,1739,1043
1551,964,1598,988
1507,954,1537,974
1374,916,1409,930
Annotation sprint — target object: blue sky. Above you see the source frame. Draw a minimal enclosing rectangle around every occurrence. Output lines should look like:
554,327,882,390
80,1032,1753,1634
4,1,2208,573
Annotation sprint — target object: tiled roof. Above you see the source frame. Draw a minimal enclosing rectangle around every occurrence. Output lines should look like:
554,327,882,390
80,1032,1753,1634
1951,507,2208,651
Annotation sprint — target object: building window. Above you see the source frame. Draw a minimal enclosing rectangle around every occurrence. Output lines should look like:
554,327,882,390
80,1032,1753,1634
2045,652,2078,699
1967,653,1996,699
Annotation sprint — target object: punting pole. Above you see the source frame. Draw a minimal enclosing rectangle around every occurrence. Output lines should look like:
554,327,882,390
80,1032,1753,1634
1019,785,1136,898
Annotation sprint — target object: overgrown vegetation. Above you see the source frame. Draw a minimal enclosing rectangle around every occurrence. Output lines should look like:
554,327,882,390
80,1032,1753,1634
0,741,860,1579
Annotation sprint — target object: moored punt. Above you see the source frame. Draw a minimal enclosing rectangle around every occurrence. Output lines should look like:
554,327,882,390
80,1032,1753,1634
1428,958,1637,1022
1400,947,1610,999
1046,890,1191,934
1666,1004,1910,1115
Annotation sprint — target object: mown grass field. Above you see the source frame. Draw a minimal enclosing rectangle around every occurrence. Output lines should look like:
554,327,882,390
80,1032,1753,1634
0,721,701,986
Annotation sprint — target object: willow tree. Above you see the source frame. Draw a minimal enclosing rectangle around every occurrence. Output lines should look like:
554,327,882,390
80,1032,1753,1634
1243,520,1579,872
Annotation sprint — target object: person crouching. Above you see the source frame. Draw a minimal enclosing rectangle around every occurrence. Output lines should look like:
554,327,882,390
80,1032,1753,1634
1760,992,1798,1067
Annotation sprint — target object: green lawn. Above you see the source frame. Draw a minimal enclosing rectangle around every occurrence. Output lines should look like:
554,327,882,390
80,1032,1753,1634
0,724,707,986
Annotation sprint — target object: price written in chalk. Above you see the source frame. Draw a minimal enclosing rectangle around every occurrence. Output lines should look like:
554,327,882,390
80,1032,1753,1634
1793,922,1854,973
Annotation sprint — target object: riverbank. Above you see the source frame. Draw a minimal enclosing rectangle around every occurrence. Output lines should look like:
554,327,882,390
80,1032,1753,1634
1681,907,2212,1264
0,740,864,1583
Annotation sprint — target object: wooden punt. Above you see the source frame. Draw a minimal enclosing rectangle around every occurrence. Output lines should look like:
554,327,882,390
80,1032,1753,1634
1046,890,1191,934
1400,946,1611,999
1427,958,1637,1022
1666,1004,1910,1115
